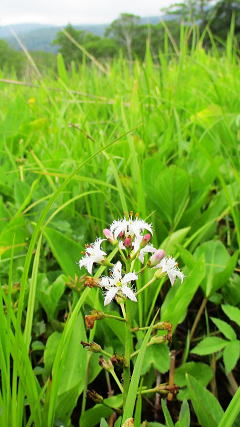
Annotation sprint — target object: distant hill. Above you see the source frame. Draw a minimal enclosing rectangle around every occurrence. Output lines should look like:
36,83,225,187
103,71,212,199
0,16,173,53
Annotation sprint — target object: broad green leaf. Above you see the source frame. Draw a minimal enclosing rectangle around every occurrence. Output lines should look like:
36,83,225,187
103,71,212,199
0,216,27,258
211,317,236,340
186,374,223,427
44,332,62,375
190,104,222,128
143,159,190,228
223,341,240,373
222,274,240,306
161,258,205,330
191,337,228,355
156,166,190,228
100,418,108,427
160,227,190,254
222,305,240,326
80,395,123,427
38,274,65,320
141,343,170,375
44,226,82,276
14,181,31,207
162,398,174,427
176,245,195,269
54,314,87,421
194,241,237,297
175,362,213,401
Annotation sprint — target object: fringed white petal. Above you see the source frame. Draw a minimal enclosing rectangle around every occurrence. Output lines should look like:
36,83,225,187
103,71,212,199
112,261,122,282
104,287,118,305
138,245,156,264
122,272,138,285
122,285,137,302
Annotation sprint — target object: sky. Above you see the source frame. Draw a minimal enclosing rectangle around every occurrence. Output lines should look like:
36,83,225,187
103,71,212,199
1,0,174,26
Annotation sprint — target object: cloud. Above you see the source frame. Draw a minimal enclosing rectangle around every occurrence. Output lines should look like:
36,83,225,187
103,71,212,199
1,0,173,25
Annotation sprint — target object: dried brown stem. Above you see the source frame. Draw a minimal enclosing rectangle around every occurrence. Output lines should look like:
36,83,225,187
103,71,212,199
190,297,208,341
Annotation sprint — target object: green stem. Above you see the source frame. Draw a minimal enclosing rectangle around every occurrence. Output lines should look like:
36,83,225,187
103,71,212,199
122,302,132,406
130,342,152,359
100,349,113,358
136,276,156,296
118,246,127,263
109,369,123,393
104,313,126,322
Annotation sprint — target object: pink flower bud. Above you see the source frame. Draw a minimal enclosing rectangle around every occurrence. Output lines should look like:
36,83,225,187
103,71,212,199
141,233,151,247
103,229,114,242
150,249,166,266
124,237,132,247
143,233,151,242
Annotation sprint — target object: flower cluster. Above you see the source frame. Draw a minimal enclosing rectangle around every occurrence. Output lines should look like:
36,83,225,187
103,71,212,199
79,215,184,305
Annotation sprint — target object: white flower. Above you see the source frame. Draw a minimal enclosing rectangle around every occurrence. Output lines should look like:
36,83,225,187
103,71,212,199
110,217,152,240
138,244,156,264
100,261,138,305
154,256,184,286
79,238,106,274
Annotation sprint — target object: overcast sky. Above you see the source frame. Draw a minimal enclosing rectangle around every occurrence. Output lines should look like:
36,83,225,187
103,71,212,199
1,0,174,26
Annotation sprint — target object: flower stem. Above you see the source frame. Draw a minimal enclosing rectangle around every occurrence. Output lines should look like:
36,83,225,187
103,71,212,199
136,276,156,296
104,313,126,322
109,369,123,393
122,301,132,405
100,349,113,358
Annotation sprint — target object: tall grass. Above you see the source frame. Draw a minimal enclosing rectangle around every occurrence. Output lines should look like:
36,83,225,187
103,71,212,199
0,27,240,426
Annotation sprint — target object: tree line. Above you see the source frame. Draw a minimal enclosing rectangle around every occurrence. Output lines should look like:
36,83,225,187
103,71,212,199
1,0,240,76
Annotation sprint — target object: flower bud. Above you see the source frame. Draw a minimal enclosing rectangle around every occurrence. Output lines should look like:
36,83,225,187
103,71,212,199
81,341,102,353
149,335,168,345
87,389,103,403
150,249,166,266
99,356,114,371
85,311,105,329
103,228,115,244
122,418,134,427
124,237,132,248
111,354,128,368
141,233,151,247
84,276,99,288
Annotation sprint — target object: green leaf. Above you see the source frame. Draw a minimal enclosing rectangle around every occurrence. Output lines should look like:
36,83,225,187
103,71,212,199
218,387,240,427
100,418,108,427
178,400,190,427
223,341,240,373
161,398,174,427
211,317,236,340
44,332,62,375
44,226,82,276
222,304,240,327
53,314,87,422
191,337,228,355
141,343,170,375
38,274,65,320
194,241,237,297
186,374,223,427
57,53,68,83
122,311,159,422
156,166,190,228
80,395,123,427
175,362,213,401
161,258,205,330
161,227,190,254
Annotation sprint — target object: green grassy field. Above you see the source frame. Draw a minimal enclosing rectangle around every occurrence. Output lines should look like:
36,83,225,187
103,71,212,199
0,29,240,426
